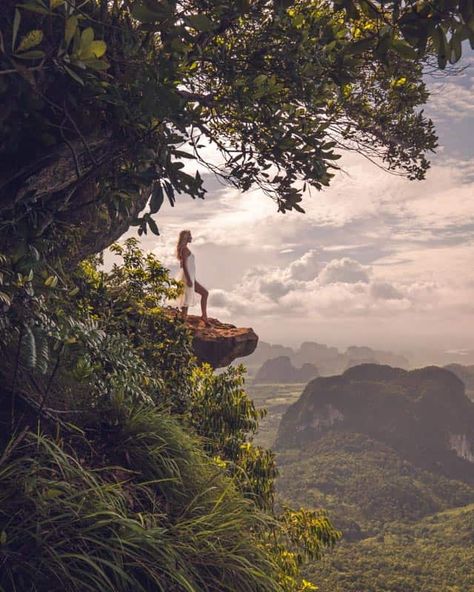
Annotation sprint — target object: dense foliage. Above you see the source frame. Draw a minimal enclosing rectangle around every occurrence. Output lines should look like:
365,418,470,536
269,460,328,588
2,0,469,263
0,240,339,591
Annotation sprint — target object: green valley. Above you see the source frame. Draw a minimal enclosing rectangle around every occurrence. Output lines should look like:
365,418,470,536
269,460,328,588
247,366,474,592
313,504,474,592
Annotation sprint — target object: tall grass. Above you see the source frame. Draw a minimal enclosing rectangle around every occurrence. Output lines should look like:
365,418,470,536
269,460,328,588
0,406,284,592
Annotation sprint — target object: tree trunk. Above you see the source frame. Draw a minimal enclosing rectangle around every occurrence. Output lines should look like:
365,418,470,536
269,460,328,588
0,136,149,262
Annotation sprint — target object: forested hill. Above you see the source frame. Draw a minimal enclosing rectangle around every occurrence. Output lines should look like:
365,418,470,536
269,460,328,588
274,366,474,591
276,364,474,483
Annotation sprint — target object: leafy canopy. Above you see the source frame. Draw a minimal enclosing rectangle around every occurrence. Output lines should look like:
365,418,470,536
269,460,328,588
1,0,468,250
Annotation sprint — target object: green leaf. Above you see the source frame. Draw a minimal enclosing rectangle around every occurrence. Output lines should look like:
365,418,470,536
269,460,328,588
131,2,173,23
433,26,448,68
254,74,268,86
17,29,44,53
449,32,463,64
147,216,160,235
14,49,45,59
80,27,94,53
86,59,110,71
43,488,63,499
149,183,164,214
88,40,106,58
44,275,58,287
185,14,214,32
391,38,417,59
65,15,78,47
345,37,374,55
12,9,21,51
64,64,84,85
322,151,342,160
164,181,175,206
0,530,6,545
0,291,11,307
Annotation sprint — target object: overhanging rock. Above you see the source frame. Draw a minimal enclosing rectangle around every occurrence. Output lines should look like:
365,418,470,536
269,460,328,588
185,316,258,368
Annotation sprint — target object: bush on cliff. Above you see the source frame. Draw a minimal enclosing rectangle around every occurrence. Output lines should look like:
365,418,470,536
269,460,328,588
0,240,339,591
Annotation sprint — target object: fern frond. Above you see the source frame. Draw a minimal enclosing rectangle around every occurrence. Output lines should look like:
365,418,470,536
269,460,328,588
22,325,37,369
35,331,50,374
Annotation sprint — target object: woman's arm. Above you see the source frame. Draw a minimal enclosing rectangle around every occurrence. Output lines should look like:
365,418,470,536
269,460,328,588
181,252,193,287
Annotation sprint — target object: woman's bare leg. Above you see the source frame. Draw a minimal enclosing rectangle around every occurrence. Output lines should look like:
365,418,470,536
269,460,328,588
194,281,209,324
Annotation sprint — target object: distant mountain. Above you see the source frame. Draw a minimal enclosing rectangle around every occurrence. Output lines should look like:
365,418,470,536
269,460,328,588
253,356,319,384
420,349,474,367
291,342,342,374
243,341,294,369
342,346,410,372
276,364,474,483
244,341,410,376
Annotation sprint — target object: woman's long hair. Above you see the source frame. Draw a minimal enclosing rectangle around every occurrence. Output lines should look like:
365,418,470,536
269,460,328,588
176,230,191,262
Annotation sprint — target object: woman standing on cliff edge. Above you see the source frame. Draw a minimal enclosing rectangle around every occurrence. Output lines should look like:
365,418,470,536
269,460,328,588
175,229,210,325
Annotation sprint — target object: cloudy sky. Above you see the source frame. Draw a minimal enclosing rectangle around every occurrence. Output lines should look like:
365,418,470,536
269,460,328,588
133,57,474,356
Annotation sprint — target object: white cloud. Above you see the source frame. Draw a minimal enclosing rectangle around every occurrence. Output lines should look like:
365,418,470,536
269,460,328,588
428,63,474,123
128,64,474,352
208,253,437,324
370,281,404,300
318,257,370,285
288,249,321,280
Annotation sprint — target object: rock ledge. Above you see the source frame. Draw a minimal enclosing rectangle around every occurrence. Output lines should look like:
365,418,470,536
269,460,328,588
185,316,258,368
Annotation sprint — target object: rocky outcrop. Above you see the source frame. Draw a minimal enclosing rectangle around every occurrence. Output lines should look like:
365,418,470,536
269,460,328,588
185,316,258,368
276,364,474,483
253,356,319,384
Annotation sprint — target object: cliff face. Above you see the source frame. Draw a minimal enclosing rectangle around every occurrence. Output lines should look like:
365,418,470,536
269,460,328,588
185,316,258,368
253,356,319,384
276,364,474,483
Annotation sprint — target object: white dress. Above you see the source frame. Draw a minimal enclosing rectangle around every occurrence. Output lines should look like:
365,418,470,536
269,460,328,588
174,252,196,307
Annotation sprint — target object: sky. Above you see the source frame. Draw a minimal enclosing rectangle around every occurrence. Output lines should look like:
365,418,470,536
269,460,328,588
132,57,474,358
